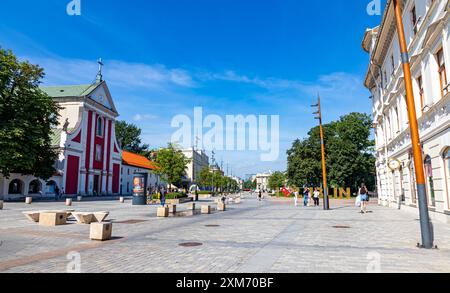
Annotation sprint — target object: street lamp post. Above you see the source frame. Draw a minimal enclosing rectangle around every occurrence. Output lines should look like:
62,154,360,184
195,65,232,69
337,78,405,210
393,0,433,248
312,95,330,210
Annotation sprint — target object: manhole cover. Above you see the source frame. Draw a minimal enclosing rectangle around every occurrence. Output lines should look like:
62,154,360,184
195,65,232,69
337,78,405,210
333,225,351,229
205,225,220,227
179,242,203,247
115,220,148,225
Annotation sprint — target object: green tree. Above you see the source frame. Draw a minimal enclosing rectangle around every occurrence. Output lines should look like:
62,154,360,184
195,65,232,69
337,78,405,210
268,171,286,191
115,121,149,154
243,179,257,190
287,112,376,192
153,143,191,191
0,48,60,179
198,167,212,190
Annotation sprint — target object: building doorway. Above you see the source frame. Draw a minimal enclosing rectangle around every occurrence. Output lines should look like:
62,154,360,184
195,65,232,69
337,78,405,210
93,175,100,196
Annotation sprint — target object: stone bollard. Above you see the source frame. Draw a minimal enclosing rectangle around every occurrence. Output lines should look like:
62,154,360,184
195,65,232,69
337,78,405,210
201,205,211,214
217,202,226,212
77,196,82,202
157,207,169,217
168,205,177,214
90,222,113,241
66,198,73,206
0,200,3,210
25,197,33,204
119,197,125,203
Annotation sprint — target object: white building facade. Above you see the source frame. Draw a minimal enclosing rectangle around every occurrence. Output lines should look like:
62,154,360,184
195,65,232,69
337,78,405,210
181,148,210,186
363,0,450,223
256,173,272,192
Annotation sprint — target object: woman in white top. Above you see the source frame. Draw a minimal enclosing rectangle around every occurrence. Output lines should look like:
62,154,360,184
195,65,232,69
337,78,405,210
313,189,320,206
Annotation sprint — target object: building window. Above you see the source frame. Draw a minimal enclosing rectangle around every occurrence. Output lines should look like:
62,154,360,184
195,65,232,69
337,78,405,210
443,148,450,210
97,117,104,137
8,179,24,195
409,154,417,204
29,180,42,194
417,75,425,113
394,107,400,133
437,48,448,98
424,155,436,206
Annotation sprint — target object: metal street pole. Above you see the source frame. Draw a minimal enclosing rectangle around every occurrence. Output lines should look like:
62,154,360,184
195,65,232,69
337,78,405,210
393,0,433,248
312,95,330,210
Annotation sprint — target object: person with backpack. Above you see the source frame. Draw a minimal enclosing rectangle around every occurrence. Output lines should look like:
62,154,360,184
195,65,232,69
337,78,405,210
359,183,369,214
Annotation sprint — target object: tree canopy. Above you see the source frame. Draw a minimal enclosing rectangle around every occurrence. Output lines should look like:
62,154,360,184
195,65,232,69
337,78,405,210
287,112,376,192
268,171,286,191
153,143,191,190
115,121,149,154
0,48,60,179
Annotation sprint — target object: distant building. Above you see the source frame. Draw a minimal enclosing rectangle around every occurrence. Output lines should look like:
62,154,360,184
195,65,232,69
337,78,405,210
256,173,272,191
362,0,450,223
120,151,163,195
181,148,210,186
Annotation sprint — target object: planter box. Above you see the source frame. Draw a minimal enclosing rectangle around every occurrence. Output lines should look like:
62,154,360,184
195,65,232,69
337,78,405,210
90,223,112,241
166,197,193,205
198,194,213,199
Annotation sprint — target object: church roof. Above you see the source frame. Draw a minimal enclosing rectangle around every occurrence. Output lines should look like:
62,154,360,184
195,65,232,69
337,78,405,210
122,151,159,171
41,84,100,98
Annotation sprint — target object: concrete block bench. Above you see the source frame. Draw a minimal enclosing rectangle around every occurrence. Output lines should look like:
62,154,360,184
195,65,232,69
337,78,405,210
217,202,226,211
93,211,110,223
39,212,67,226
168,205,177,214
90,222,112,241
201,205,211,214
23,211,41,223
72,212,95,225
157,207,169,217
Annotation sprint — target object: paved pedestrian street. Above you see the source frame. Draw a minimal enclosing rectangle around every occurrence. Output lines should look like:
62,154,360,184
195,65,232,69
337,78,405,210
1,194,450,273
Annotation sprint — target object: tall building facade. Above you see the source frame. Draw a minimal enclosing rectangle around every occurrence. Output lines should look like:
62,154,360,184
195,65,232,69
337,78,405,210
181,148,210,186
0,80,123,198
363,0,450,223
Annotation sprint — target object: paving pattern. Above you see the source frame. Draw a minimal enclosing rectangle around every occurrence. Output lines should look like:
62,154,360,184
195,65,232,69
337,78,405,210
0,194,449,273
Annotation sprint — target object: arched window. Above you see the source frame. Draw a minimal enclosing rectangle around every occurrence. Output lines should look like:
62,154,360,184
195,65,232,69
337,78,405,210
424,155,435,206
443,148,450,210
29,180,42,194
97,117,103,137
8,179,23,195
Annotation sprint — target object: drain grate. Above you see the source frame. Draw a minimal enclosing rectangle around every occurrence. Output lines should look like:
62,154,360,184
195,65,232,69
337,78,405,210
179,242,203,247
115,219,148,225
332,225,351,229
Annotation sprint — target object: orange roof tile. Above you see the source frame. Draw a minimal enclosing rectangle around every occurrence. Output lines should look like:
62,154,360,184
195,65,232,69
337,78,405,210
122,151,159,170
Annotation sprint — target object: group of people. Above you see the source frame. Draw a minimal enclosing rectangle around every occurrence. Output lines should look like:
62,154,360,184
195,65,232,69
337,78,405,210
293,187,321,207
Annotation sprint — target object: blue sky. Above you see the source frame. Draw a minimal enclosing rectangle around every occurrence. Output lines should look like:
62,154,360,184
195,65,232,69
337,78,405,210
0,0,383,177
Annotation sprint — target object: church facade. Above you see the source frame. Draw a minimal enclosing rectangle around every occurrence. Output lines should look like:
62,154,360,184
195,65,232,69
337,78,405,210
0,80,123,199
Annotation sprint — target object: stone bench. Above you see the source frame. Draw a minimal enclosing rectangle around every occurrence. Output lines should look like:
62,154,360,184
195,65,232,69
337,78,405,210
39,212,67,226
201,205,211,214
90,222,113,241
217,202,226,212
168,205,177,214
72,212,95,224
93,211,110,223
157,207,169,218
23,211,41,223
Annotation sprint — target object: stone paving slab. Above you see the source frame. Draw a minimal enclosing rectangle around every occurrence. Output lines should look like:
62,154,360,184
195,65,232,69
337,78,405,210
0,194,449,273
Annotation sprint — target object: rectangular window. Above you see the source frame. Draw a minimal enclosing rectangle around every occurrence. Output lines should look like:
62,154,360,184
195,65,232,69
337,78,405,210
95,145,102,162
437,48,448,98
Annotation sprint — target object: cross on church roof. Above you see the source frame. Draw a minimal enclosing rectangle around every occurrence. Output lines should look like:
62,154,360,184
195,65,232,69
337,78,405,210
96,58,104,83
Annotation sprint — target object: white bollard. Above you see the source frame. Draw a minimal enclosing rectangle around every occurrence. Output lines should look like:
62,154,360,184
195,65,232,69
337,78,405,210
25,197,32,204
66,198,73,206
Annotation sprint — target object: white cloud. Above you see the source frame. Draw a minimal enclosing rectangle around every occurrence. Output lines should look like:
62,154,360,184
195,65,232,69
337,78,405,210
133,114,159,122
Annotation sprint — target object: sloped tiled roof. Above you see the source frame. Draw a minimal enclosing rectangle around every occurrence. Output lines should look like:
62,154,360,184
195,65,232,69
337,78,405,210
122,150,159,171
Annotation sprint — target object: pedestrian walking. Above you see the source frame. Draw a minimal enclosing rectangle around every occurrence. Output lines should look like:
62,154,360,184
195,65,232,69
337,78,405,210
160,187,166,207
313,188,320,206
294,190,299,207
359,183,369,214
258,190,262,201
303,186,310,207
